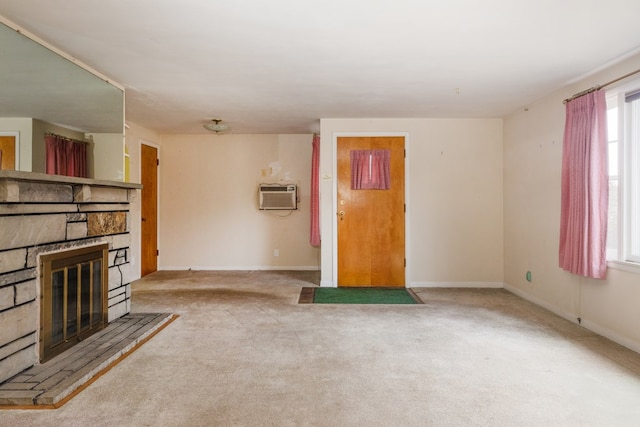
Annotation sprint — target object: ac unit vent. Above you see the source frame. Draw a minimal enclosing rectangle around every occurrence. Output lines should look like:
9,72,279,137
259,184,297,210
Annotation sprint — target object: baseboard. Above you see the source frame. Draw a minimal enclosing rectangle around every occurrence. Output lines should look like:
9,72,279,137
408,281,504,289
580,319,640,355
319,280,336,287
158,266,320,271
503,282,640,355
317,281,503,288
503,283,578,323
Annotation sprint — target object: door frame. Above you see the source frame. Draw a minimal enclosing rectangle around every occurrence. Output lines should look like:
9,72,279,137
332,132,410,287
0,132,20,170
139,139,160,274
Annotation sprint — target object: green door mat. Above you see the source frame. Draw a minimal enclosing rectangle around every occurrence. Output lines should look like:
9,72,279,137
299,287,422,304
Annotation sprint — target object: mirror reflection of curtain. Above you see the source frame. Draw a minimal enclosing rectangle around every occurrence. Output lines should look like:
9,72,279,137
350,149,391,190
45,134,88,177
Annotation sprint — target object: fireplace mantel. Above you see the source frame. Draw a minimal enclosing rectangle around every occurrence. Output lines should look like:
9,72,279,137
0,171,142,384
0,170,141,190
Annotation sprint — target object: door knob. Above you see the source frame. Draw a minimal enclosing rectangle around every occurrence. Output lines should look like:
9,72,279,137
338,211,345,220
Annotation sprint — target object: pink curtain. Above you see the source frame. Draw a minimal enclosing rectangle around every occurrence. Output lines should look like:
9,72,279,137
45,134,88,178
351,149,390,190
310,134,321,246
559,89,608,279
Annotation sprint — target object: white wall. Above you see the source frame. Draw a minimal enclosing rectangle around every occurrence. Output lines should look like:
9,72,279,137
89,133,125,181
503,51,640,352
157,133,319,270
319,119,504,287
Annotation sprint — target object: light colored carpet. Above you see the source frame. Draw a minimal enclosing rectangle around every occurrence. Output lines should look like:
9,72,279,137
2,270,640,426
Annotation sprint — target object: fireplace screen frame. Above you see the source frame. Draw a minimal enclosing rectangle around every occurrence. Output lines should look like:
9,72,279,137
39,243,109,363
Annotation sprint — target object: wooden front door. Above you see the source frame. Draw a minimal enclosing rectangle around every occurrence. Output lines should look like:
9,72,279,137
337,136,405,287
141,143,158,276
0,136,16,170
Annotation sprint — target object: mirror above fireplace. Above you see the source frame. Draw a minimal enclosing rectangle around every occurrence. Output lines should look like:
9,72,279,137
0,17,124,177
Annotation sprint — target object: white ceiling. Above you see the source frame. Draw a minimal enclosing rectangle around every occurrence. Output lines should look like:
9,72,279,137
2,0,640,134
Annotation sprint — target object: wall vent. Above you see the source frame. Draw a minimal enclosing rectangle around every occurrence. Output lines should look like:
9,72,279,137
259,184,297,210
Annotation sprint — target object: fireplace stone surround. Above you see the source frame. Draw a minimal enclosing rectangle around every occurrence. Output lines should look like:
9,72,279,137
0,171,142,384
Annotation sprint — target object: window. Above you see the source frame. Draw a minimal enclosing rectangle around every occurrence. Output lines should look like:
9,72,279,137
607,81,640,265
350,149,391,190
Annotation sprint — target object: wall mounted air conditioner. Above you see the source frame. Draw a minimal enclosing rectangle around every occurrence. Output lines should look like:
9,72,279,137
259,184,297,210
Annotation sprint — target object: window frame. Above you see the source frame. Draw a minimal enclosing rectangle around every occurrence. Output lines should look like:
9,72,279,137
606,79,640,273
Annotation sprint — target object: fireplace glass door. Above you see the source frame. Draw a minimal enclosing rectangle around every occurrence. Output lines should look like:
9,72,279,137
41,244,108,362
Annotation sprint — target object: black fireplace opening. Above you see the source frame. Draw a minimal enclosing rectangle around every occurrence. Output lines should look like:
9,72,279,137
39,243,109,363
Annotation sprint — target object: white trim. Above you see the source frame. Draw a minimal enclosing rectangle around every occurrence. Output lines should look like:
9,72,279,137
332,134,338,284
503,282,578,324
331,132,410,287
404,136,411,288
159,266,320,271
580,318,640,355
410,281,504,288
320,280,336,287
606,78,640,265
606,259,640,274
0,131,20,169
504,282,640,355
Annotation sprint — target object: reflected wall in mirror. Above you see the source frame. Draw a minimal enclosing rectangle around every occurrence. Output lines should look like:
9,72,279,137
0,132,18,170
0,18,125,181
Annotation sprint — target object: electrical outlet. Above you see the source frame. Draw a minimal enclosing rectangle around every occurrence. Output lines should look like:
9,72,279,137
273,249,279,257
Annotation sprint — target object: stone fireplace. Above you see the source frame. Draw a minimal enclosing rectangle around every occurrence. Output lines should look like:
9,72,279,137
0,171,141,383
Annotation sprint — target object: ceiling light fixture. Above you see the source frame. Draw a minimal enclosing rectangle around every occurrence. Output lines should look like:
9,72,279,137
203,118,230,133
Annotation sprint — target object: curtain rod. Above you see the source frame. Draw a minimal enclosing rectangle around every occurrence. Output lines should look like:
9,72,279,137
46,132,89,144
563,68,640,104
